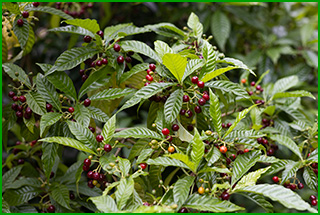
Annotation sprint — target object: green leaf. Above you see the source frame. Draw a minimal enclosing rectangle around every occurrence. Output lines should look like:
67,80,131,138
272,75,299,94
223,104,257,139
263,159,291,176
303,166,318,192
87,106,109,122
114,127,163,140
289,120,308,131
133,205,173,213
278,106,309,123
206,80,250,99
146,157,190,169
269,134,303,160
211,11,230,51
262,105,276,116
181,59,204,83
146,23,186,39
164,89,183,123
2,34,8,62
154,40,174,59
117,156,131,177
136,148,153,164
280,161,303,185
74,103,90,128
201,40,219,77
190,129,204,170
39,137,96,155
218,57,255,75
103,181,120,195
3,186,41,206
36,74,61,111
51,184,72,210
128,139,148,160
115,177,134,210
237,192,273,213
273,90,315,100
101,115,116,144
2,63,32,88
90,195,118,213
201,66,238,83
3,2,20,14
47,47,99,75
47,71,77,101
6,177,41,190
67,121,96,149
2,166,23,192
23,114,35,134
26,6,73,19
231,150,261,186
25,91,46,115
64,18,100,33
183,194,244,212
42,142,59,180
88,88,136,101
120,63,149,83
166,153,196,172
49,25,95,37
111,25,150,38
162,53,187,83
187,12,203,42
13,17,29,48
173,176,195,208
209,89,222,137
207,147,221,166
40,112,62,137
238,184,317,213
234,167,270,191
307,148,318,162
197,167,231,174
176,121,194,142
23,25,35,56
119,40,161,62
225,130,264,139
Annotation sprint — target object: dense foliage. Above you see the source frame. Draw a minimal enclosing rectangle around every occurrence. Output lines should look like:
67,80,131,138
2,2,318,213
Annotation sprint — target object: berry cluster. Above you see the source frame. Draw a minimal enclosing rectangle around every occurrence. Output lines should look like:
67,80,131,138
244,81,265,104
144,64,156,85
9,93,33,120
257,137,278,156
82,157,108,189
55,2,93,18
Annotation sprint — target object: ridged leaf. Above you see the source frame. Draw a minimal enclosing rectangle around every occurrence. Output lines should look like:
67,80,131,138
209,89,222,136
272,75,299,94
269,134,302,160
303,166,318,192
181,59,205,83
120,63,149,83
223,104,257,139
39,137,96,154
67,121,96,149
51,184,72,210
191,129,204,170
218,57,255,75
231,150,261,186
201,40,219,77
162,53,188,83
36,73,61,111
40,112,62,137
3,2,20,14
49,25,95,37
120,40,161,62
87,106,109,122
111,25,150,38
136,148,153,164
26,6,73,20
202,66,238,83
25,92,46,115
114,127,162,140
2,166,23,192
117,157,131,176
173,176,195,208
206,80,250,99
237,192,273,213
211,11,230,51
166,153,196,172
146,157,190,169
307,148,318,162
115,177,134,210
47,71,77,101
183,194,244,212
13,17,29,48
289,120,308,131
164,89,183,123
263,159,291,176
90,195,117,213
145,23,186,39
23,26,35,56
6,177,41,190
187,12,203,41
198,167,231,174
280,161,303,185
74,103,90,128
101,115,116,144
64,18,100,33
278,106,309,123
42,142,58,180
207,147,221,166
88,88,136,101
234,167,270,191
225,130,265,139
154,40,174,59
2,63,31,88
133,206,173,213
273,90,315,100
176,121,194,142
238,184,317,213
23,114,35,133
2,35,8,62
3,186,41,206
47,47,99,75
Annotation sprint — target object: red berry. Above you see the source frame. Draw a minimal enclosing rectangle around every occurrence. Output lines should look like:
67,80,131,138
46,103,53,112
144,82,150,86
311,163,318,169
83,164,90,171
22,11,29,18
8,91,15,98
183,95,190,102
143,202,150,206
140,163,147,170
47,205,55,213
83,35,92,43
257,137,263,144
298,183,304,189
96,135,104,142
82,74,88,82
96,30,104,38
187,124,194,131
241,78,247,84
191,76,199,84
149,64,156,71
125,56,132,63
18,159,24,165
50,171,55,178
262,139,269,145
256,85,262,91
197,81,205,88
88,180,94,188
313,169,318,175
11,103,18,111
84,158,91,166
198,98,206,106
162,128,170,135
194,106,202,113
202,93,209,101
17,105,23,111
113,44,121,52
172,124,179,131
166,135,173,142
25,107,32,115
272,176,279,183
16,111,23,118
17,19,24,27
87,171,93,179
310,195,317,201
146,69,152,75
32,2,40,7
237,150,244,155
186,110,193,118
221,192,230,200
24,112,31,119
96,60,102,67
250,81,256,86
180,109,186,115
93,172,99,180
267,148,274,156
83,99,91,107
220,146,227,153
89,126,95,133
248,91,253,96
146,75,153,82
289,183,296,190
230,154,236,160
68,107,74,113
19,95,26,103
99,173,106,181
226,158,231,165
104,144,112,152
13,96,19,101
102,58,108,65
117,56,124,64
16,141,22,145
227,122,232,128
222,123,226,128
69,192,75,200
178,208,188,213
244,148,249,153
311,200,317,206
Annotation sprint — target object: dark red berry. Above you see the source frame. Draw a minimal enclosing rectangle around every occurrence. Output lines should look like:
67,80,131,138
162,128,170,135
17,19,24,27
194,106,202,113
180,109,186,115
19,95,26,103
257,137,263,144
102,58,108,65
186,110,193,118
290,183,297,190
87,171,93,179
32,2,40,7
8,91,15,98
125,56,132,63
248,91,253,96
226,158,231,165
128,51,134,56
25,107,32,115
250,81,256,86
87,2,93,8
81,74,88,82
298,183,304,189
149,64,156,71
96,30,104,38
68,107,74,113
262,139,269,145
187,125,194,131
46,103,53,112
96,135,104,142
198,98,206,106
310,195,317,201
18,159,24,165
113,44,121,52
144,82,150,86
202,93,209,101
140,163,147,170
83,164,90,171
17,105,23,111
313,169,318,175
93,172,99,180
13,148,20,155
230,154,236,160
222,123,226,128
69,192,75,200
83,35,92,43
172,124,179,131
267,148,274,156
256,85,262,91
30,140,37,147
89,126,95,133
88,180,94,188
191,76,198,84
47,205,55,213
166,135,173,142
104,144,112,152
311,200,317,206
90,62,95,68
84,158,91,166
117,56,124,64
197,81,205,88
237,150,244,155
99,173,106,181
227,122,232,128
13,96,19,101
96,60,102,66
143,202,150,206
83,99,91,107
22,11,29,18
311,163,318,169
221,192,230,200
178,208,188,213
16,111,23,118
183,95,190,102
24,112,31,119
272,176,279,183
11,103,18,111
50,171,55,178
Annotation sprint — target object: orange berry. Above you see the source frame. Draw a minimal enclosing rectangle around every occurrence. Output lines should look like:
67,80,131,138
168,146,175,153
220,146,227,154
241,78,247,84
198,186,205,194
